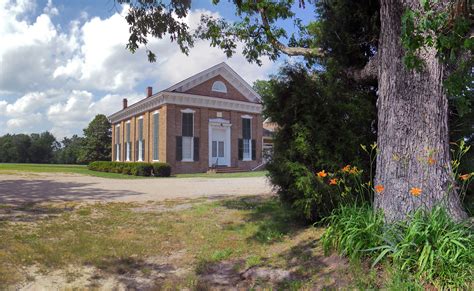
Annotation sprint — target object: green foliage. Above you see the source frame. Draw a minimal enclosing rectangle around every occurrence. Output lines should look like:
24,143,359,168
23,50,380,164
117,0,193,62
311,0,380,67
321,204,385,260
401,1,473,113
263,64,376,221
54,135,85,164
0,132,58,163
88,161,170,177
152,162,172,177
79,114,112,163
322,204,474,289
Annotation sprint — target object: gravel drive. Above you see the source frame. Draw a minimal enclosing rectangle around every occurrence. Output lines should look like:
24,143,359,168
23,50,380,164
0,173,273,205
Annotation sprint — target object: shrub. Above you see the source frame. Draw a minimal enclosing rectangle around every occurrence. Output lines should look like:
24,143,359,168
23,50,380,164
135,163,153,177
262,65,376,222
88,161,166,177
153,163,171,177
322,204,474,288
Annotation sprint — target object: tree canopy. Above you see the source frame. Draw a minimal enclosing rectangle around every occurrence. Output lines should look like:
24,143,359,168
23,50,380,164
78,114,112,163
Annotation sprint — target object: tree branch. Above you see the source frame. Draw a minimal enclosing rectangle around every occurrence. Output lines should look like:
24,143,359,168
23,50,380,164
345,54,379,82
258,7,324,58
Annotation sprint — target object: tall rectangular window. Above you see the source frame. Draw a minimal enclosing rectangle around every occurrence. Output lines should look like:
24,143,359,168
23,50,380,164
125,121,131,161
242,118,252,160
115,125,121,161
153,112,159,161
138,117,144,161
182,112,194,161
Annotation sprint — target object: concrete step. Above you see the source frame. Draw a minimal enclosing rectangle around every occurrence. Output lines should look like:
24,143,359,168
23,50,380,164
210,167,249,174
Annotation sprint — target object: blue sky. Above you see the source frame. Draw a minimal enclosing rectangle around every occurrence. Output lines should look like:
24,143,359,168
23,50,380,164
0,0,315,138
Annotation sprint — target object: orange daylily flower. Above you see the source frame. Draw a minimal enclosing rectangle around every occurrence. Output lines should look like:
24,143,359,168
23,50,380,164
342,165,351,173
459,173,470,181
317,170,327,178
349,166,360,175
374,185,384,193
329,178,337,185
427,157,436,165
410,187,422,197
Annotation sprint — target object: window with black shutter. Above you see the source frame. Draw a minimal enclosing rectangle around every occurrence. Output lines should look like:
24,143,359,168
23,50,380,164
153,113,159,161
241,117,252,160
138,117,144,161
126,122,131,161
115,125,121,161
181,111,194,161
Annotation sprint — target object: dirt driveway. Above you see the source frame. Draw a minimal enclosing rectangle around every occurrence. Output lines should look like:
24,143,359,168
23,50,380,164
0,173,273,205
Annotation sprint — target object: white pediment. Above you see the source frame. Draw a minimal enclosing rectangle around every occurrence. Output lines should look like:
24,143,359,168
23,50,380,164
165,62,261,103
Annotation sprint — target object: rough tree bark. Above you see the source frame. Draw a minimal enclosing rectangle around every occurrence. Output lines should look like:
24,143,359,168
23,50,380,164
374,0,467,221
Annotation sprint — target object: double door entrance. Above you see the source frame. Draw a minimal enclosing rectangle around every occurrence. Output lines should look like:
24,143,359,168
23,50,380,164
208,120,231,167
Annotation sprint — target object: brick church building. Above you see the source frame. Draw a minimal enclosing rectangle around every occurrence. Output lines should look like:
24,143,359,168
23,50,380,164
108,62,263,174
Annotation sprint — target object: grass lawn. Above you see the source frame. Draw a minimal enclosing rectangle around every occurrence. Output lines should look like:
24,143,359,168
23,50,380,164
0,163,268,179
0,196,376,289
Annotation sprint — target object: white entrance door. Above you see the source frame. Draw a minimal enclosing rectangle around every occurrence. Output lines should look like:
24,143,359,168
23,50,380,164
209,120,231,167
211,128,226,166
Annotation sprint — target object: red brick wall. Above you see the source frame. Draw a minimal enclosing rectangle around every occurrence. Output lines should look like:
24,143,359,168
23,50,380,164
184,75,251,103
112,105,263,174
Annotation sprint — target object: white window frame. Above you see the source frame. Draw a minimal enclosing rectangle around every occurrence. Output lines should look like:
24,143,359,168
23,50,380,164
181,108,195,162
138,116,144,162
242,116,252,161
125,121,131,161
115,124,121,161
211,81,227,93
152,111,160,162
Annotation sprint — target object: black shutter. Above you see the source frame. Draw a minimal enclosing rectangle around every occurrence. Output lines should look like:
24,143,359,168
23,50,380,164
176,136,182,161
135,141,139,161
141,140,145,161
118,144,121,161
194,137,199,161
238,138,243,160
251,139,256,160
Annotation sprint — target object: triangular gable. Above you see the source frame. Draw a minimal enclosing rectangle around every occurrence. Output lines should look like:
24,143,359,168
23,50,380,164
164,62,261,103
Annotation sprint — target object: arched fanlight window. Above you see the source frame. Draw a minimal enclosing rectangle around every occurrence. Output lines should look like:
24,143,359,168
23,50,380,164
211,81,227,93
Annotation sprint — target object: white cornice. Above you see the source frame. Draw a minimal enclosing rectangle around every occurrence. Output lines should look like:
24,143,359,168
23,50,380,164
108,92,262,124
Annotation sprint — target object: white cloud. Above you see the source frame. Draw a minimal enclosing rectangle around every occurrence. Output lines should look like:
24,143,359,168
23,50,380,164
0,0,277,138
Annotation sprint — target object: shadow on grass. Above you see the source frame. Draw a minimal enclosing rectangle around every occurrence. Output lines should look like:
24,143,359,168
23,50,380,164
0,179,143,205
220,196,306,244
0,202,75,223
276,239,349,288
92,257,180,289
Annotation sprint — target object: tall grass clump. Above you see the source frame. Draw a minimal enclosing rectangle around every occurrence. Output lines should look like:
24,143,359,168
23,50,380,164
321,203,384,260
389,206,473,288
322,204,473,288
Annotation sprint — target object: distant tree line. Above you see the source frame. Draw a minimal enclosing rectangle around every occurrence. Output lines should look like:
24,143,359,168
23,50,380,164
0,115,111,164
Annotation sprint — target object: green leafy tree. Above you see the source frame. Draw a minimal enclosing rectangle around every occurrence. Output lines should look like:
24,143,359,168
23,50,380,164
0,134,30,162
29,132,58,163
79,115,112,163
54,135,85,164
118,0,472,221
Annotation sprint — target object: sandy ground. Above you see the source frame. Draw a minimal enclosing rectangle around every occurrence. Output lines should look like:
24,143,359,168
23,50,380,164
0,172,273,205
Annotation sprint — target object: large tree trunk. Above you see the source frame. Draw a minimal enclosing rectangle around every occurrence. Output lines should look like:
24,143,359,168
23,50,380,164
375,0,467,221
